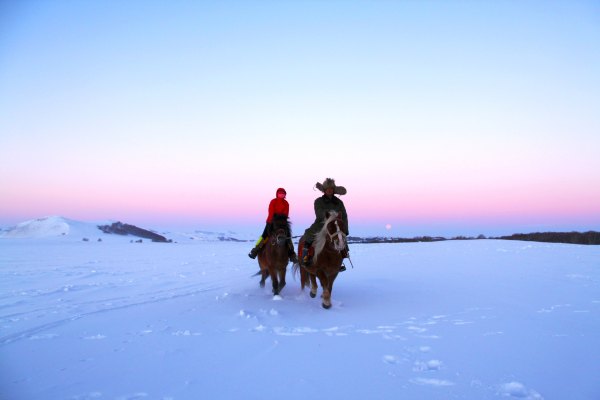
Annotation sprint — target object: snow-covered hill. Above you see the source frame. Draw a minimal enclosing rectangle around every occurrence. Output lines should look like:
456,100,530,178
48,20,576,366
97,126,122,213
0,217,248,242
0,216,106,239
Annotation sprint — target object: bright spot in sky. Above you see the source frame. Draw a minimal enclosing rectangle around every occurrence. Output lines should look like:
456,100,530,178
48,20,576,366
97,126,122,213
385,224,392,230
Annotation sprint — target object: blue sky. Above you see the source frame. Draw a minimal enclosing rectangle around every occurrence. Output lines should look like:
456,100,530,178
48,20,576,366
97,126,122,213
1,1,599,236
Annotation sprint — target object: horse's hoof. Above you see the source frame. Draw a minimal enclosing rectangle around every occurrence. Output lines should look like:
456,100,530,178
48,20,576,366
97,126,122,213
322,302,332,309
260,282,265,288
310,291,317,298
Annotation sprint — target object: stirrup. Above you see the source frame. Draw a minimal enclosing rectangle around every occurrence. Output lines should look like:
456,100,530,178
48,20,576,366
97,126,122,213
301,247,311,266
301,256,312,267
339,263,346,272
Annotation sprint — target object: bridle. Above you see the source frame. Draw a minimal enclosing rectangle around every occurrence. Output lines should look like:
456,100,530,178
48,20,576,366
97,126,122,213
327,218,347,252
271,227,289,247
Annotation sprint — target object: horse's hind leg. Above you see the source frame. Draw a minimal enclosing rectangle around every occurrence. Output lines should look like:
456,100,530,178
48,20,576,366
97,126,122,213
309,275,318,298
300,269,308,290
259,269,268,288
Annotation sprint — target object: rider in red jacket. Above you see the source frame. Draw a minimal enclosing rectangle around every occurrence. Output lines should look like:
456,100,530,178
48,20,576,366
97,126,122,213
248,188,298,263
266,188,289,224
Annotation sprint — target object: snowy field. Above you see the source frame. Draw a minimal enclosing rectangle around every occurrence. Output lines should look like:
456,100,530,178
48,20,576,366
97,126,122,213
1,230,599,399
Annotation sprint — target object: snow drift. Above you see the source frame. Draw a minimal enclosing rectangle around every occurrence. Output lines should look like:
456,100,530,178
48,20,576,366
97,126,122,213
0,237,599,399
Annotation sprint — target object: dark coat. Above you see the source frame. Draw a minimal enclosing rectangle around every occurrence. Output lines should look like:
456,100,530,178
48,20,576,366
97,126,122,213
303,194,349,243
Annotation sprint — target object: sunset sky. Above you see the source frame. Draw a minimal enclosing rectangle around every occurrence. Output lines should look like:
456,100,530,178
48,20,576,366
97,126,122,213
1,1,599,237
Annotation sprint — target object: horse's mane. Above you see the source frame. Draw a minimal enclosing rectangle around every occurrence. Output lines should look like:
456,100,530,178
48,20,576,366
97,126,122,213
269,213,291,235
313,211,340,263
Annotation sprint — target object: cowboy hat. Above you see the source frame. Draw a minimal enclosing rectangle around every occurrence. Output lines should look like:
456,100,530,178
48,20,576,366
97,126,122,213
316,178,347,195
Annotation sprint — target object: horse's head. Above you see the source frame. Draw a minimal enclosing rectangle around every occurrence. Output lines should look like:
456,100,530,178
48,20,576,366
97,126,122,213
269,214,291,247
324,211,346,252
311,211,347,264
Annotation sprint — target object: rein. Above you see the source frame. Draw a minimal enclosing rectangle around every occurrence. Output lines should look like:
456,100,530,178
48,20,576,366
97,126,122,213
270,229,290,246
328,220,346,249
312,211,349,264
330,219,353,269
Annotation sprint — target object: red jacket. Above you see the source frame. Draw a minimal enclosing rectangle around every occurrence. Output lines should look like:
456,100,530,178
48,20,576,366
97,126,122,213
267,197,289,223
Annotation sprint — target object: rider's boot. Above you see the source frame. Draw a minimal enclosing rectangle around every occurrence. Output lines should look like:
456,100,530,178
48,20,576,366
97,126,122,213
287,240,299,264
248,237,264,259
248,247,259,259
341,243,349,259
339,244,349,271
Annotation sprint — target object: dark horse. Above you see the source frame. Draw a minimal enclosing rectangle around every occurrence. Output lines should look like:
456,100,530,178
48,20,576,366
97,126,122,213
294,211,346,309
258,214,292,295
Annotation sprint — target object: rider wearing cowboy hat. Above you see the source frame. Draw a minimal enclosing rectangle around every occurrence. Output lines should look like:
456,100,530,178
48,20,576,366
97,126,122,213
301,178,349,270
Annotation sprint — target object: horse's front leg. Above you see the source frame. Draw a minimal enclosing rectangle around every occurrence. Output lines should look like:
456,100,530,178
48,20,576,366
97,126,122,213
328,272,337,296
319,275,332,309
322,291,332,309
277,267,286,293
270,270,280,295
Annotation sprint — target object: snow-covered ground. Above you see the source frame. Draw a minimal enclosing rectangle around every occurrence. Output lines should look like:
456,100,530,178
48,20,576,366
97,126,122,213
1,223,599,399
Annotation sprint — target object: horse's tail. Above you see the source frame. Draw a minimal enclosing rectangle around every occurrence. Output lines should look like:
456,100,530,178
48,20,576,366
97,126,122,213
292,262,300,279
292,262,309,290
300,268,309,290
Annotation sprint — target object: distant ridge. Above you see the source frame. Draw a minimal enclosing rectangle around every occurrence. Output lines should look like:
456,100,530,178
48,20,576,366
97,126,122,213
2,217,597,245
348,232,600,246
347,235,447,244
496,231,600,245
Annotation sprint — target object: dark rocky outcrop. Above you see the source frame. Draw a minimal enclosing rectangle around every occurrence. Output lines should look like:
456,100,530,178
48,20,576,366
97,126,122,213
97,222,170,242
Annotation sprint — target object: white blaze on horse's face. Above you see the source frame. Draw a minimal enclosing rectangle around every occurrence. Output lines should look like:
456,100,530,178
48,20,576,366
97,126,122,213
274,229,287,246
325,212,345,251
332,220,345,251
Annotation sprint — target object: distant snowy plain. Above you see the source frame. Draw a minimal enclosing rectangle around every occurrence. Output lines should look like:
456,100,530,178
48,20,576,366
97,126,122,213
1,218,599,399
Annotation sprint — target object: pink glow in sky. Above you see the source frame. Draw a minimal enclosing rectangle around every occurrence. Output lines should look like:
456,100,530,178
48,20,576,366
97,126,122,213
1,1,599,236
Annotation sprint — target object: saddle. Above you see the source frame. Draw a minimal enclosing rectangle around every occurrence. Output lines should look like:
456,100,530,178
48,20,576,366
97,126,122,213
298,242,314,265
298,242,349,262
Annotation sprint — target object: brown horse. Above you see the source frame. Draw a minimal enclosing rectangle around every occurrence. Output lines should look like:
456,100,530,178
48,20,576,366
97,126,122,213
258,214,291,295
294,211,346,309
